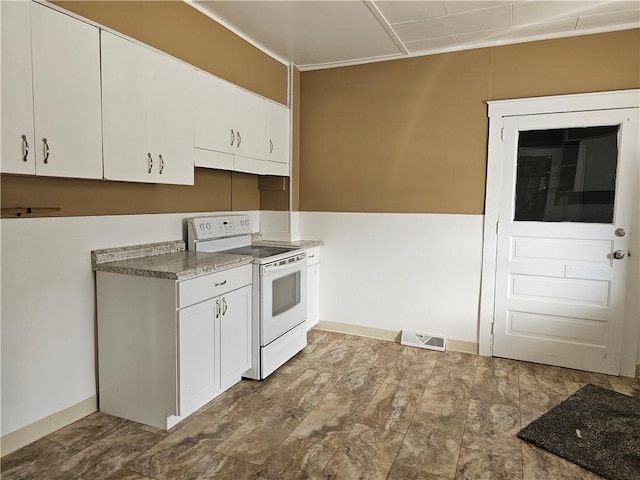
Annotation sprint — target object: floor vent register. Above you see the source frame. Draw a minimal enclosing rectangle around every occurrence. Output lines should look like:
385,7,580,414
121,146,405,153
400,330,446,352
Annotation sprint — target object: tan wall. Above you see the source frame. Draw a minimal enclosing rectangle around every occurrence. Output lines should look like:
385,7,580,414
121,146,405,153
299,29,640,214
53,1,287,104
2,1,288,219
1,170,259,217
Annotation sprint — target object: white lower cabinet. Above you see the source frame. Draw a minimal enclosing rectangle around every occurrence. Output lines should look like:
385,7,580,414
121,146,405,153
306,247,321,329
97,264,251,430
219,285,252,389
177,299,218,417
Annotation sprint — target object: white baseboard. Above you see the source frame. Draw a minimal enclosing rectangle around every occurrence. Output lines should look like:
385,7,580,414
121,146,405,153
314,320,478,355
1,396,97,458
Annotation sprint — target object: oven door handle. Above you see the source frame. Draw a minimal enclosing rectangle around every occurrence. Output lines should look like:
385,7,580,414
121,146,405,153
261,254,306,275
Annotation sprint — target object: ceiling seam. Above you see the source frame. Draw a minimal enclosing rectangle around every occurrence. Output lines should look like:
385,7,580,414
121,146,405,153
362,0,409,56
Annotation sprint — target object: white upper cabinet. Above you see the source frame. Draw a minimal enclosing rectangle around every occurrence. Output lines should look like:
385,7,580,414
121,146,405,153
1,1,34,175
194,70,266,162
152,50,194,184
234,88,267,161
193,68,290,176
265,101,290,165
193,70,236,170
101,31,194,185
1,2,102,179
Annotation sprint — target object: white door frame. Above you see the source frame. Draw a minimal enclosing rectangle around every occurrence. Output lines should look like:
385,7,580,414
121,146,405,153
478,89,640,377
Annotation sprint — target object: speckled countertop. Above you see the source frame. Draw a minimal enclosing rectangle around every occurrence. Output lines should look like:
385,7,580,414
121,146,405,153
92,241,253,281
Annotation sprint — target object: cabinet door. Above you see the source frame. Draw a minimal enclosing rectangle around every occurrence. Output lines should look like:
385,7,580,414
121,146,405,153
31,3,102,179
1,1,35,175
220,285,252,389
102,32,194,185
266,102,290,165
102,31,155,183
177,298,218,415
235,89,266,160
306,263,319,328
193,70,237,158
152,52,194,185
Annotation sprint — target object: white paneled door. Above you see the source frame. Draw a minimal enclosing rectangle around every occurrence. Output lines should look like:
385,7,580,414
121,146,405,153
493,108,638,375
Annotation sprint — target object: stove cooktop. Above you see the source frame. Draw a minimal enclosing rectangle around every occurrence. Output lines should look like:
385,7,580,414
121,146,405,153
222,245,300,259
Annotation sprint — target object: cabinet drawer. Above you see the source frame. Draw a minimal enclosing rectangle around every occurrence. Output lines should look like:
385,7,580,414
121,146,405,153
178,264,252,309
306,247,320,266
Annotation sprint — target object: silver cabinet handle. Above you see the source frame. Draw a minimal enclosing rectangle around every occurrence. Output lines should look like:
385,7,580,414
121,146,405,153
22,135,29,162
269,139,273,154
613,250,626,260
308,254,315,258
214,280,227,287
237,131,241,148
42,138,50,164
147,153,153,173
222,297,228,316
230,129,235,146
215,298,221,319
159,154,164,174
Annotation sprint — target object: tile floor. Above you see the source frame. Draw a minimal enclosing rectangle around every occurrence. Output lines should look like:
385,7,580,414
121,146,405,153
2,330,639,479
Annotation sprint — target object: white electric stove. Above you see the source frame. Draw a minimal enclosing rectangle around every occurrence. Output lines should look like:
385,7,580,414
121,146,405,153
187,215,307,379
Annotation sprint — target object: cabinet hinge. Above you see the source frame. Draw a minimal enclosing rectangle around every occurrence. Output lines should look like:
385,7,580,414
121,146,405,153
496,221,499,234
500,127,504,141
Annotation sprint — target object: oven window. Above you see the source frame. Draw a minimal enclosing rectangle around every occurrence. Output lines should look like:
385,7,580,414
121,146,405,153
272,271,301,316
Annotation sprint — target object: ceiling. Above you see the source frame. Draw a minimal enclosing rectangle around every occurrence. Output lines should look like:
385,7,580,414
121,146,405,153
188,1,640,70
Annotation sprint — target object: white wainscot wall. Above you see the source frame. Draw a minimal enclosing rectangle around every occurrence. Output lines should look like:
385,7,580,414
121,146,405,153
299,212,484,344
0,211,260,438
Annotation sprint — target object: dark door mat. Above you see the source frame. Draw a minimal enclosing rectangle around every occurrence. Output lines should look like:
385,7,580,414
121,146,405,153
518,384,640,480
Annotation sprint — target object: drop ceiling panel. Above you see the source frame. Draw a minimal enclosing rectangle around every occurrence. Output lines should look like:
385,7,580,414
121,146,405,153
512,1,640,25
193,0,402,66
443,0,515,15
189,1,640,70
392,5,512,42
456,18,578,44
375,1,447,24
576,9,640,29
405,35,458,54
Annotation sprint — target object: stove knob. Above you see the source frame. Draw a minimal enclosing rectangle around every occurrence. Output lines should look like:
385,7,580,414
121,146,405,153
199,223,204,230
206,223,211,230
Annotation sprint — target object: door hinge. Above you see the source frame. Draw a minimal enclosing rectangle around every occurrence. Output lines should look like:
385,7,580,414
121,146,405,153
490,323,495,335
496,221,499,234
500,127,504,141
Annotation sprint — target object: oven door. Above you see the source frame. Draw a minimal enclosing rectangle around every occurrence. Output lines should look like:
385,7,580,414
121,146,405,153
260,254,307,346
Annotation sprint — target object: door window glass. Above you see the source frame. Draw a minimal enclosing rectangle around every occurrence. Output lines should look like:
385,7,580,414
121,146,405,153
514,126,619,223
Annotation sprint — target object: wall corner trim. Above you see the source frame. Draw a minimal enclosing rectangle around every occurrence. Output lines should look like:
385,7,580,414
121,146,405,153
1,396,97,458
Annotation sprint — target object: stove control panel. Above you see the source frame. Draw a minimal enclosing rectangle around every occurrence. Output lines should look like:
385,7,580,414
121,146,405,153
188,215,252,241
